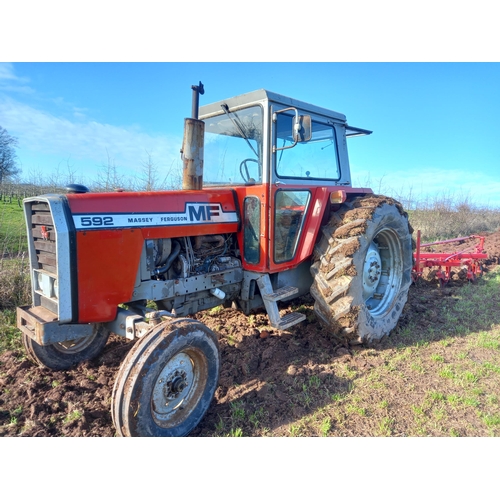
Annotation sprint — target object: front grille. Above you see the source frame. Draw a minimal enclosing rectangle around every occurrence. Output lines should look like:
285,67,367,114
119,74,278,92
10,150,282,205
30,202,57,275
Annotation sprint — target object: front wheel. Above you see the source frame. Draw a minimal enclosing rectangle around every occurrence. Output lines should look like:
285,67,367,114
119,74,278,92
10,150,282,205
111,318,220,437
23,323,110,370
310,195,413,345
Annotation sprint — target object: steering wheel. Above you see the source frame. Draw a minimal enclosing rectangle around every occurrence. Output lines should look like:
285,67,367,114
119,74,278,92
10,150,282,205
239,158,259,184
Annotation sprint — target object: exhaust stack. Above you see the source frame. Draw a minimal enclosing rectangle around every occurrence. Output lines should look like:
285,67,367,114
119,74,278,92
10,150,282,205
182,82,205,190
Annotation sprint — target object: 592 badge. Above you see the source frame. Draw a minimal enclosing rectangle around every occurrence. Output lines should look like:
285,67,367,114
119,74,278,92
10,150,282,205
79,216,114,227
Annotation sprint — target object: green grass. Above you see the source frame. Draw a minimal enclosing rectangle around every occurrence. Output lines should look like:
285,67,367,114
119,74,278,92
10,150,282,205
207,305,224,316
0,202,27,255
481,414,500,427
319,417,331,436
0,309,23,354
63,410,83,423
474,332,500,350
431,354,444,363
0,257,31,311
377,417,394,436
0,203,30,313
288,424,303,437
229,400,245,421
428,391,445,402
249,407,265,428
252,267,500,437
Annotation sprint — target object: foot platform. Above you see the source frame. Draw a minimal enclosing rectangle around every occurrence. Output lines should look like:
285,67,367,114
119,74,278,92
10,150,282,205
256,276,306,330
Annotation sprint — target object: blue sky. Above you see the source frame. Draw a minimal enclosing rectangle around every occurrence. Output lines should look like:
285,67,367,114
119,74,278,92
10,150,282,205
1,62,499,207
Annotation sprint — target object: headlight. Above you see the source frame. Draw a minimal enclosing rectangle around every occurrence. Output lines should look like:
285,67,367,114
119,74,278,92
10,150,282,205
33,270,58,300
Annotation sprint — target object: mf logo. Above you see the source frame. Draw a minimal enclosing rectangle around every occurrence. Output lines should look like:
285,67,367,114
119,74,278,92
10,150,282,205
187,203,221,222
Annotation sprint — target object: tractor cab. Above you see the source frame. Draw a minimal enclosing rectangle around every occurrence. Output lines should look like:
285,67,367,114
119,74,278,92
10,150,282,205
199,90,371,273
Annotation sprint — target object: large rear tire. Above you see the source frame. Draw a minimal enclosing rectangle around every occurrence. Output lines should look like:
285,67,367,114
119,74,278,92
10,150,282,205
111,318,220,437
310,195,413,345
23,323,110,370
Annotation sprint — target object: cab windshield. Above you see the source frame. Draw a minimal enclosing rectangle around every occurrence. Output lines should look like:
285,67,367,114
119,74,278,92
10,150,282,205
203,105,263,186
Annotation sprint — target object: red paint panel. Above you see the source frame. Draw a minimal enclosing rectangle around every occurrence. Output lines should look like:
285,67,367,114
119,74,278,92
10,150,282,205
76,229,144,323
67,189,237,214
268,184,321,272
231,185,269,273
295,187,330,263
267,186,373,272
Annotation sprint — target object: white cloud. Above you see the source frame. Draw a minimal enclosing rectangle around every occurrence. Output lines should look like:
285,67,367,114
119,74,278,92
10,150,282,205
0,63,33,94
0,97,183,177
0,63,19,81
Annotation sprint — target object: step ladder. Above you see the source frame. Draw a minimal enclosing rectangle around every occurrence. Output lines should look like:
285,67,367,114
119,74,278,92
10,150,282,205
256,275,306,330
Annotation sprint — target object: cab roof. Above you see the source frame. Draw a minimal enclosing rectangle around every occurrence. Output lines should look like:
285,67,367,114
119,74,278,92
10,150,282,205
199,89,347,122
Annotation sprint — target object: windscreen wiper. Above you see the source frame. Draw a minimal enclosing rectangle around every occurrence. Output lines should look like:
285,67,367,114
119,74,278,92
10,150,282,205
221,103,259,158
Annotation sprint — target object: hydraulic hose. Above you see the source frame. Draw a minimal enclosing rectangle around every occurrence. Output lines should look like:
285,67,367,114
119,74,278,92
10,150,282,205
153,241,181,277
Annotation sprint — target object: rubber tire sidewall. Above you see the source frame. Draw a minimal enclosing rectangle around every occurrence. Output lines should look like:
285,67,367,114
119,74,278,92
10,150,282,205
311,199,413,344
349,203,413,341
119,319,220,437
23,324,111,371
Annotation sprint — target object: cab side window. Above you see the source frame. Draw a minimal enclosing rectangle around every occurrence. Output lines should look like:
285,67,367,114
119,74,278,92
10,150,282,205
274,190,311,263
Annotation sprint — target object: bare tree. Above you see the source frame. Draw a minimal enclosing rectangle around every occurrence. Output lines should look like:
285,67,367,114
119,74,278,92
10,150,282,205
136,151,176,191
137,151,161,191
46,159,85,191
0,126,21,184
93,150,127,192
165,158,183,191
134,152,183,192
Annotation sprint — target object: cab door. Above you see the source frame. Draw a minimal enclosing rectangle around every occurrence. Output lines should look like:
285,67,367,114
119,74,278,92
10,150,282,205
268,106,341,272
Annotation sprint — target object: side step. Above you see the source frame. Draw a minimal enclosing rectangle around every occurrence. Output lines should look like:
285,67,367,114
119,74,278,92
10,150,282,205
261,285,298,302
256,275,306,330
276,311,307,330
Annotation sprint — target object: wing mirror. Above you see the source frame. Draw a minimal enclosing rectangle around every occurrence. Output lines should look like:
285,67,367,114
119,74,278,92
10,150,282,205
273,107,312,152
293,114,312,143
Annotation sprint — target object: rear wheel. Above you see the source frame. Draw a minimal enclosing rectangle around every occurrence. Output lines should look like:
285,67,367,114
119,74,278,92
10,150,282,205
111,318,220,437
23,323,110,370
310,195,413,344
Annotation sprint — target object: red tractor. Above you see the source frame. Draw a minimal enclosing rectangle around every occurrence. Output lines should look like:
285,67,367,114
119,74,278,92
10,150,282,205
16,83,413,436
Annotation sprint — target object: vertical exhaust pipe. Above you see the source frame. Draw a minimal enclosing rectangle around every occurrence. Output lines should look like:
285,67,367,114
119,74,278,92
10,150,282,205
182,82,205,190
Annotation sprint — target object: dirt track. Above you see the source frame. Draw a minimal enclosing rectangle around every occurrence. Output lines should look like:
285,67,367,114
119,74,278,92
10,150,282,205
1,230,499,437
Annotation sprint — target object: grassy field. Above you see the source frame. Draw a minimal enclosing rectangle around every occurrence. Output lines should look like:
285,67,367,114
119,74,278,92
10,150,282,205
268,268,500,437
5,265,500,437
0,202,30,310
0,201,26,256
1,193,500,437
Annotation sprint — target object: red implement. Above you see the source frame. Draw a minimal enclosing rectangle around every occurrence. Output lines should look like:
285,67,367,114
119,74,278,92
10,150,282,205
412,230,488,285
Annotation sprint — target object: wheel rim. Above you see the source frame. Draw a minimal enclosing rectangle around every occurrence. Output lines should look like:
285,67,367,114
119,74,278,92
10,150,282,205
362,228,403,316
52,329,99,354
151,348,208,428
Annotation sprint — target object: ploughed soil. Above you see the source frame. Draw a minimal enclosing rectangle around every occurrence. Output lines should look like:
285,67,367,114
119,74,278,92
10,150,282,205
1,231,500,437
